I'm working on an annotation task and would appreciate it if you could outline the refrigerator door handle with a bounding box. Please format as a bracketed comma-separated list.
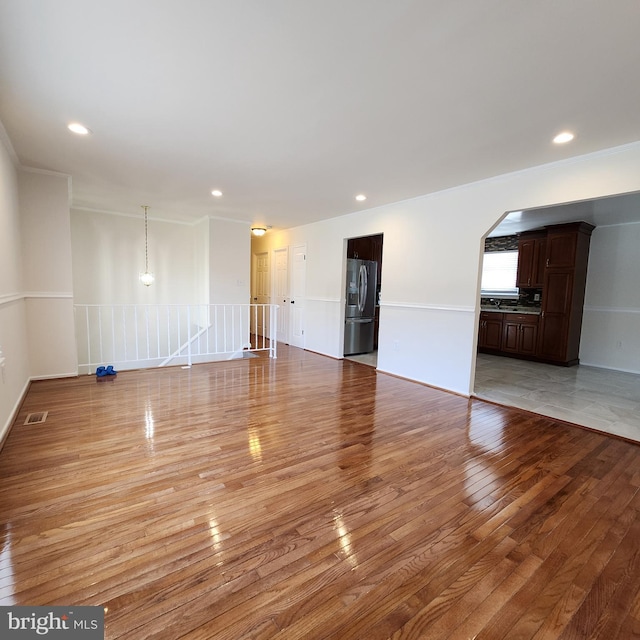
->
[358, 264, 368, 313]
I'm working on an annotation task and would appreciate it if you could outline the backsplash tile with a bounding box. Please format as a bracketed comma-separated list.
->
[480, 292, 542, 310]
[484, 235, 519, 252]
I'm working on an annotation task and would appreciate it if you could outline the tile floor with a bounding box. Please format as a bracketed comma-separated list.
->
[473, 353, 640, 443]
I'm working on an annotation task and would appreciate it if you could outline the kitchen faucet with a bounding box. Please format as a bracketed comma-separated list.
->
[490, 299, 501, 309]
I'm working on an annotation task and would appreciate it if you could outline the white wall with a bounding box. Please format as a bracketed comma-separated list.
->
[69, 212, 252, 367]
[258, 142, 640, 395]
[194, 217, 210, 306]
[581, 222, 640, 372]
[70, 212, 250, 307]
[209, 218, 250, 304]
[19, 168, 77, 379]
[205, 219, 252, 354]
[0, 132, 30, 443]
[71, 208, 203, 305]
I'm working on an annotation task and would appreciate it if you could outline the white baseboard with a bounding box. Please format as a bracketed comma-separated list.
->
[578, 361, 640, 375]
[0, 378, 31, 450]
[30, 372, 79, 381]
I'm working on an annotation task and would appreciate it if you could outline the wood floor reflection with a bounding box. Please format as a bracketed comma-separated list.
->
[1, 345, 639, 639]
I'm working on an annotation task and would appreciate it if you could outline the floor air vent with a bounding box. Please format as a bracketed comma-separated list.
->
[24, 411, 48, 425]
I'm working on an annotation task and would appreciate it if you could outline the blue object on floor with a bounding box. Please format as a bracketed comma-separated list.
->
[105, 365, 117, 375]
[96, 366, 108, 377]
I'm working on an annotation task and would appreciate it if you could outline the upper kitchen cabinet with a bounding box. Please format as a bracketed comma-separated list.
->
[517, 231, 546, 288]
[348, 236, 373, 260]
[537, 222, 594, 365]
[546, 229, 579, 268]
[348, 233, 383, 289]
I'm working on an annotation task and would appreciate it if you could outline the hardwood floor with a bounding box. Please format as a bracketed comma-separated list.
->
[1, 345, 639, 639]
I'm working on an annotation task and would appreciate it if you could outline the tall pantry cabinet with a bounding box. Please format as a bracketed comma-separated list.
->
[537, 222, 594, 365]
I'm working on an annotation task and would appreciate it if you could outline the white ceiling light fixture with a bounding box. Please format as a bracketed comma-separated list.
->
[211, 189, 223, 197]
[355, 194, 367, 201]
[139, 205, 155, 286]
[553, 131, 575, 144]
[251, 227, 267, 237]
[67, 122, 91, 135]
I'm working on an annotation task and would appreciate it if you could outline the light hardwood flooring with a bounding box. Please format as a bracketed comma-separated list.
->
[474, 354, 640, 443]
[1, 345, 639, 639]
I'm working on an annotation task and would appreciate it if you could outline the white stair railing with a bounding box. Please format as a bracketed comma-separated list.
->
[74, 303, 278, 374]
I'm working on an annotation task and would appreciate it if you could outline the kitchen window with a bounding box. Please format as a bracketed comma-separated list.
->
[481, 250, 519, 298]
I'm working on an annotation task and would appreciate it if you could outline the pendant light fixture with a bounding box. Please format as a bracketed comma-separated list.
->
[139, 205, 154, 286]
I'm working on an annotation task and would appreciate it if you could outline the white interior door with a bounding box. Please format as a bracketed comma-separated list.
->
[290, 244, 306, 348]
[273, 247, 289, 344]
[252, 251, 270, 336]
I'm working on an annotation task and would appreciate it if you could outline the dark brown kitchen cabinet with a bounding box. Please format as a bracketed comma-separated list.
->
[545, 231, 577, 268]
[482, 221, 593, 366]
[517, 231, 546, 288]
[502, 314, 539, 356]
[348, 236, 372, 260]
[537, 271, 573, 361]
[537, 222, 594, 365]
[478, 312, 503, 352]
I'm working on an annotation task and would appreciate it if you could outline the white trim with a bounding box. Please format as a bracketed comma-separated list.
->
[595, 220, 640, 230]
[76, 302, 207, 308]
[1, 292, 74, 306]
[0, 292, 24, 307]
[0, 118, 19, 165]
[583, 306, 640, 314]
[381, 301, 476, 313]
[343, 141, 640, 219]
[578, 361, 640, 375]
[20, 165, 71, 179]
[207, 214, 252, 225]
[306, 297, 341, 303]
[72, 206, 252, 228]
[72, 206, 194, 226]
[24, 292, 74, 300]
[30, 372, 78, 381]
[376, 366, 471, 398]
[303, 347, 340, 360]
[0, 378, 30, 451]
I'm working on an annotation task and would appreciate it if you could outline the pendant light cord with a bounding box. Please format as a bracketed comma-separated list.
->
[143, 205, 149, 272]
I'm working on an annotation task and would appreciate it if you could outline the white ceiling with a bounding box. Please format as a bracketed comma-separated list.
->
[1, 0, 640, 230]
[490, 189, 640, 237]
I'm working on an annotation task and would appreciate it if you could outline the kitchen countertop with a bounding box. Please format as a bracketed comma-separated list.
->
[480, 307, 541, 315]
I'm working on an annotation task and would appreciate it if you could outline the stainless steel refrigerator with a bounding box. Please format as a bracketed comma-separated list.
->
[344, 258, 378, 355]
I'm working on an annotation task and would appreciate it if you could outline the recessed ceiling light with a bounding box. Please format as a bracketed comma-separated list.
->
[553, 131, 574, 144]
[355, 194, 367, 201]
[67, 122, 91, 135]
[211, 190, 223, 197]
